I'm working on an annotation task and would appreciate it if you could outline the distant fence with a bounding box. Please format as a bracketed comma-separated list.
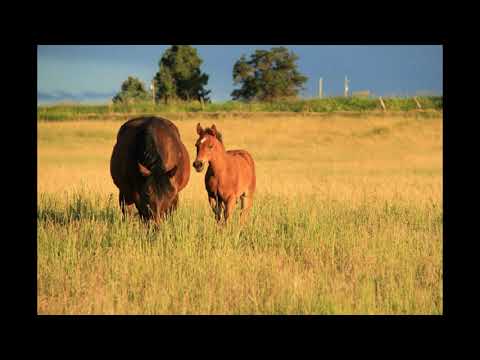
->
[352, 90, 371, 98]
[37, 96, 443, 121]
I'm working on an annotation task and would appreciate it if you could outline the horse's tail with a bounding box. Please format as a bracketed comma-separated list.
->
[242, 151, 256, 191]
[135, 125, 176, 208]
[136, 126, 166, 175]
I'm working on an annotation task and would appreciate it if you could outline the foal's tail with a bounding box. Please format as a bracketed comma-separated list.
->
[239, 151, 256, 193]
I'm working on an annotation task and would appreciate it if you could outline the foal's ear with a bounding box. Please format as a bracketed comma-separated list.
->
[196, 123, 204, 135]
[211, 124, 222, 142]
[210, 124, 217, 136]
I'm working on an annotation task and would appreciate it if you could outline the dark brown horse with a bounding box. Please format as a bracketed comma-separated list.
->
[110, 116, 190, 223]
[193, 123, 256, 223]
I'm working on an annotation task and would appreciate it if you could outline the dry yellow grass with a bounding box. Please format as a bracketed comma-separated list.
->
[38, 114, 442, 203]
[37, 113, 442, 314]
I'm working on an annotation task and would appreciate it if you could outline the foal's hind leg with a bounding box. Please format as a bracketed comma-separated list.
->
[240, 193, 253, 224]
[224, 196, 237, 224]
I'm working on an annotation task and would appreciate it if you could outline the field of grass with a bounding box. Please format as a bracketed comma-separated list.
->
[37, 96, 442, 121]
[37, 113, 443, 314]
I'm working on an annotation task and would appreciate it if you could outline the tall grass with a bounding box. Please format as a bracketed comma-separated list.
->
[37, 114, 442, 314]
[38, 191, 441, 314]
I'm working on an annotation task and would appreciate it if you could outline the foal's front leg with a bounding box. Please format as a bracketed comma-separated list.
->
[209, 194, 222, 222]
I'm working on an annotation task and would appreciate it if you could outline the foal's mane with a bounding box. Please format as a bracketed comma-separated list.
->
[204, 127, 223, 144]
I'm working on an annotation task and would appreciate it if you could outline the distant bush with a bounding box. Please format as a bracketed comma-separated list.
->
[112, 76, 150, 104]
[419, 96, 443, 109]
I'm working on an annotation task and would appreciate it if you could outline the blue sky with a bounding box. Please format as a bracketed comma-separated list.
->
[37, 45, 442, 104]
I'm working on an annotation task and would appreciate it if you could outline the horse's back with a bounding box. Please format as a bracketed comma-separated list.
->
[111, 117, 169, 182]
[110, 119, 146, 190]
[111, 116, 190, 193]
[142, 117, 190, 192]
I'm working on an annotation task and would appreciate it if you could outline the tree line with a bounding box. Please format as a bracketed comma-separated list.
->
[113, 45, 308, 104]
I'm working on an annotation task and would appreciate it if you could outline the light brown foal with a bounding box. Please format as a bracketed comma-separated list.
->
[193, 123, 256, 223]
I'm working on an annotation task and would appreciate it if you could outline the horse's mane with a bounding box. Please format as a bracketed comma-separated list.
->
[204, 127, 223, 144]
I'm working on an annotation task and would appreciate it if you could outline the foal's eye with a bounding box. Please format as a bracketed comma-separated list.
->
[208, 144, 214, 149]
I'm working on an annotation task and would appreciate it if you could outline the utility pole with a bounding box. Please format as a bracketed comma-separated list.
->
[150, 80, 155, 105]
[319, 78, 323, 98]
[344, 76, 350, 97]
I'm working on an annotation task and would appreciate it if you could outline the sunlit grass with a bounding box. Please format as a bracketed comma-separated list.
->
[37, 97, 442, 121]
[37, 114, 442, 314]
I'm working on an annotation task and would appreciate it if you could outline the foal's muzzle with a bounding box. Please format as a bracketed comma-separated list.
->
[193, 160, 204, 172]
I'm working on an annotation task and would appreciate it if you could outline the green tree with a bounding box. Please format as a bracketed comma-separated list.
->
[231, 47, 308, 101]
[112, 76, 150, 104]
[154, 45, 211, 104]
[154, 66, 176, 104]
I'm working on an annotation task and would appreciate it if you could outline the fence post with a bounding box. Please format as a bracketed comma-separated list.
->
[379, 96, 386, 112]
[413, 96, 422, 109]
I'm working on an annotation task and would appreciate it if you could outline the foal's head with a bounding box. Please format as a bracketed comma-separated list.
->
[193, 123, 223, 173]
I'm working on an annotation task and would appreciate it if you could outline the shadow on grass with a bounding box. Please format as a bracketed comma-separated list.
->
[37, 193, 181, 232]
[38, 205, 121, 225]
[38, 193, 121, 225]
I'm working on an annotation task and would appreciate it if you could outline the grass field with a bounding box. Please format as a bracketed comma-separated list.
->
[37, 113, 443, 314]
